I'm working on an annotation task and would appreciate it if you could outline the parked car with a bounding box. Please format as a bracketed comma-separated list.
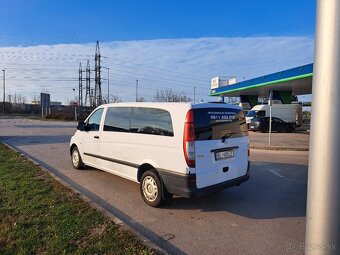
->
[249, 117, 295, 133]
[70, 102, 250, 207]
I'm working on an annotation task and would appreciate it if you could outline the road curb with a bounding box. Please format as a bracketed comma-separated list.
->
[250, 144, 309, 151]
[2, 142, 176, 255]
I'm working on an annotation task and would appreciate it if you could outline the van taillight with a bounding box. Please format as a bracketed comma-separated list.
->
[183, 110, 195, 168]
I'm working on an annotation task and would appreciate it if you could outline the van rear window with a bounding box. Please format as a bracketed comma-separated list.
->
[194, 108, 248, 141]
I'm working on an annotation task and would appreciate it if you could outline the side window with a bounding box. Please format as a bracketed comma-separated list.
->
[130, 108, 174, 136]
[103, 107, 132, 132]
[87, 108, 104, 131]
[257, 110, 266, 117]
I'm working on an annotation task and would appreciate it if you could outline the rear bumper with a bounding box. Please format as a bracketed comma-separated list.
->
[158, 162, 250, 198]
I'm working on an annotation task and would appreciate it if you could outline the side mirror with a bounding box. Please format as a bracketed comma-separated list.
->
[77, 121, 86, 131]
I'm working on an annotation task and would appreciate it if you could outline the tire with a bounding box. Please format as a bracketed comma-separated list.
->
[71, 147, 85, 170]
[140, 170, 164, 207]
[260, 127, 266, 133]
[287, 126, 294, 133]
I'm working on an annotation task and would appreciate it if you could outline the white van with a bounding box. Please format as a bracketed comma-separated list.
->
[70, 102, 250, 207]
[246, 104, 303, 127]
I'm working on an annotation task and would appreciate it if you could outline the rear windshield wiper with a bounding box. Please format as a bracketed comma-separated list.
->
[221, 133, 235, 143]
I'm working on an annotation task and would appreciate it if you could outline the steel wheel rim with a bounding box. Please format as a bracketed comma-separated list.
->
[142, 176, 158, 202]
[72, 150, 79, 166]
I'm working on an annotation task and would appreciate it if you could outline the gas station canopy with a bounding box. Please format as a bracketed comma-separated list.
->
[210, 63, 313, 98]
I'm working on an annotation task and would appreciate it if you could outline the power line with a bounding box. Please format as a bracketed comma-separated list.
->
[0, 54, 89, 62]
[3, 64, 208, 88]
[1, 51, 210, 82]
[0, 51, 93, 57]
[105, 59, 210, 82]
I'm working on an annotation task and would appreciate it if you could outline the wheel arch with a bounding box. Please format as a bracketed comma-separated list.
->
[137, 163, 158, 182]
[137, 162, 173, 201]
[70, 143, 78, 155]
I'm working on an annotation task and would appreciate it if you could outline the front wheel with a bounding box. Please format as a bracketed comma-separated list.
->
[140, 170, 164, 207]
[71, 147, 85, 169]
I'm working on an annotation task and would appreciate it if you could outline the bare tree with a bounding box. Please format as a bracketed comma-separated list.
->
[153, 89, 191, 102]
[41, 89, 50, 94]
[13, 93, 17, 104]
[31, 94, 39, 104]
[102, 94, 122, 104]
[7, 95, 12, 104]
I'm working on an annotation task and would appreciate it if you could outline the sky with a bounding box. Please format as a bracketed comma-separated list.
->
[0, 0, 316, 104]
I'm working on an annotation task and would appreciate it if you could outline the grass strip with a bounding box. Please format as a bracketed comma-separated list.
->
[0, 144, 157, 255]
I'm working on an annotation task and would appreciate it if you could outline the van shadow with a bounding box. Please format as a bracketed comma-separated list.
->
[163, 162, 308, 220]
[15, 124, 76, 129]
[0, 135, 71, 145]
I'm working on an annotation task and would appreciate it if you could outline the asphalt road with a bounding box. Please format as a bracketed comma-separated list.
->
[249, 130, 310, 149]
[0, 118, 309, 255]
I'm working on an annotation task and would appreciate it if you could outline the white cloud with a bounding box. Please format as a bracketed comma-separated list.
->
[0, 36, 314, 104]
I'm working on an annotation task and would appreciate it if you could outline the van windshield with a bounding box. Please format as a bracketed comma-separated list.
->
[246, 110, 257, 117]
[194, 108, 248, 141]
[246, 110, 265, 118]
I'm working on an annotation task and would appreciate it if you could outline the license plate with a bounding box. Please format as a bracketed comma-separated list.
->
[215, 149, 234, 161]
[250, 126, 254, 129]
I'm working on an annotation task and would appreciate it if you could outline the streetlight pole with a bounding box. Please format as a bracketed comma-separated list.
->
[268, 90, 273, 146]
[305, 0, 340, 254]
[2, 69, 5, 115]
[136, 79, 139, 102]
[72, 88, 77, 121]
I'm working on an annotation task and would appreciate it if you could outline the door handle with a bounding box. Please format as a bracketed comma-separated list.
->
[94, 136, 99, 139]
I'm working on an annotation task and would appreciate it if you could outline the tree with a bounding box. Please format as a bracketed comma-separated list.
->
[32, 94, 39, 104]
[153, 88, 191, 102]
[102, 94, 122, 104]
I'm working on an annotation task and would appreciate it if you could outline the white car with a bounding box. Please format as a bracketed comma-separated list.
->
[70, 102, 250, 207]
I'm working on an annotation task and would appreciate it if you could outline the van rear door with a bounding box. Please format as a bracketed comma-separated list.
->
[193, 106, 249, 189]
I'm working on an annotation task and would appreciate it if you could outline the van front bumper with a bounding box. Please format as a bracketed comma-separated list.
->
[159, 162, 250, 198]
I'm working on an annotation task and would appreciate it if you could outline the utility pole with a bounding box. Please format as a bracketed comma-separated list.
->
[193, 86, 196, 103]
[2, 69, 4, 115]
[305, 0, 340, 254]
[94, 41, 102, 107]
[78, 63, 83, 106]
[102, 67, 110, 103]
[136, 79, 139, 102]
[85, 60, 91, 106]
[107, 67, 109, 103]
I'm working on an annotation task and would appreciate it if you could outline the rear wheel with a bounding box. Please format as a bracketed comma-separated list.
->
[71, 147, 85, 169]
[287, 126, 294, 133]
[140, 170, 164, 207]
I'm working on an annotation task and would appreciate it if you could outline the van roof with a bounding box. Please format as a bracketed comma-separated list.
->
[100, 102, 242, 110]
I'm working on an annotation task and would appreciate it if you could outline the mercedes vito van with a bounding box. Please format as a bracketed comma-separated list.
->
[70, 102, 250, 207]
